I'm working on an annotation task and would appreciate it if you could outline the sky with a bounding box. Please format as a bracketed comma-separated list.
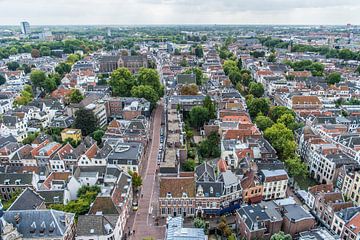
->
[0, 0, 360, 25]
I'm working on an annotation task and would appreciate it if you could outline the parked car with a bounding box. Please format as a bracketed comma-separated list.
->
[132, 202, 138, 211]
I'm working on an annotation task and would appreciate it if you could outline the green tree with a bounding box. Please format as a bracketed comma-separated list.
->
[285, 157, 308, 178]
[182, 159, 196, 171]
[194, 218, 206, 229]
[223, 60, 237, 75]
[131, 85, 159, 109]
[270, 231, 292, 240]
[22, 132, 39, 145]
[92, 129, 105, 145]
[128, 171, 142, 189]
[137, 68, 163, 97]
[55, 62, 72, 76]
[198, 132, 221, 158]
[77, 185, 101, 198]
[264, 123, 296, 159]
[194, 45, 204, 58]
[14, 85, 33, 106]
[21, 64, 31, 74]
[228, 70, 242, 85]
[40, 46, 51, 56]
[0, 74, 5, 85]
[326, 72, 342, 85]
[74, 108, 98, 136]
[255, 115, 274, 131]
[203, 95, 216, 119]
[109, 67, 135, 97]
[249, 82, 265, 98]
[277, 113, 302, 131]
[237, 59, 242, 70]
[189, 106, 209, 129]
[269, 106, 296, 122]
[68, 89, 84, 104]
[6, 61, 20, 71]
[267, 53, 276, 63]
[30, 69, 47, 90]
[67, 54, 80, 64]
[247, 97, 270, 118]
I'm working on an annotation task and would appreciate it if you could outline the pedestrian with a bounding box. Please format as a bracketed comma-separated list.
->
[141, 193, 143, 198]
[133, 230, 135, 235]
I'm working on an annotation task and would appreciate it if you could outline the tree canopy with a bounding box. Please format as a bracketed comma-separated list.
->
[74, 108, 98, 136]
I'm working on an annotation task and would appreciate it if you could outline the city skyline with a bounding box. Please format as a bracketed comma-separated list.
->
[0, 0, 360, 25]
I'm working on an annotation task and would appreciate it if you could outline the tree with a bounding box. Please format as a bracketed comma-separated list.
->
[194, 218, 206, 229]
[74, 108, 98, 136]
[182, 159, 196, 171]
[271, 232, 292, 240]
[247, 97, 270, 118]
[237, 59, 242, 70]
[228, 70, 242, 85]
[68, 89, 84, 104]
[21, 64, 31, 74]
[267, 53, 276, 63]
[22, 132, 39, 145]
[67, 54, 80, 64]
[264, 123, 296, 159]
[189, 106, 209, 129]
[180, 84, 199, 95]
[180, 58, 188, 67]
[255, 115, 274, 131]
[92, 129, 105, 145]
[0, 74, 5, 85]
[14, 85, 33, 106]
[184, 67, 204, 85]
[203, 95, 216, 119]
[137, 68, 163, 97]
[131, 85, 159, 109]
[77, 185, 101, 198]
[40, 46, 51, 56]
[30, 69, 47, 90]
[269, 106, 296, 122]
[129, 171, 142, 189]
[31, 49, 40, 58]
[326, 72, 342, 85]
[277, 113, 302, 131]
[249, 82, 265, 98]
[109, 67, 135, 97]
[285, 156, 308, 178]
[198, 132, 221, 158]
[194, 45, 204, 58]
[6, 61, 20, 71]
[223, 60, 237, 75]
[55, 62, 72, 76]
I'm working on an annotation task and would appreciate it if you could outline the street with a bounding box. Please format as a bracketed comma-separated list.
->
[127, 103, 166, 240]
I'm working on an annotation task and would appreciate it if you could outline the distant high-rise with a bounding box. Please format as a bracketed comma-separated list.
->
[20, 21, 30, 35]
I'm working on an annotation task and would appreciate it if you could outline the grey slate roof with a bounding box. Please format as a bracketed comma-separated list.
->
[283, 204, 314, 222]
[2, 209, 74, 238]
[76, 214, 118, 237]
[8, 188, 45, 211]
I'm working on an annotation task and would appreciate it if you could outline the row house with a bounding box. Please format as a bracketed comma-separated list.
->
[0, 113, 28, 141]
[0, 172, 39, 200]
[259, 169, 288, 200]
[159, 173, 196, 217]
[331, 206, 360, 238]
[236, 201, 315, 239]
[340, 167, 360, 206]
[313, 191, 353, 227]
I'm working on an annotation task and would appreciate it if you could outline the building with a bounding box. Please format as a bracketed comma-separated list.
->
[165, 217, 206, 240]
[1, 209, 76, 240]
[282, 204, 316, 237]
[20, 21, 30, 35]
[159, 174, 196, 217]
[260, 169, 289, 200]
[118, 55, 148, 73]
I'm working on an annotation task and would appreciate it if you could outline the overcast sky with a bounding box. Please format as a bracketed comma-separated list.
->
[1, 0, 360, 25]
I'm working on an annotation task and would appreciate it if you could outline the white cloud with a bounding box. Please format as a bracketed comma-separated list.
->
[0, 0, 359, 25]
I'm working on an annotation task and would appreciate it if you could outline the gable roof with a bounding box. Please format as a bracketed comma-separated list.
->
[8, 188, 45, 211]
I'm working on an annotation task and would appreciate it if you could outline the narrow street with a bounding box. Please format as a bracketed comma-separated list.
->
[127, 103, 166, 240]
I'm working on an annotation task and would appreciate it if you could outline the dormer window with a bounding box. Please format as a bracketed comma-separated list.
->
[182, 192, 188, 198]
[4, 179, 10, 185]
[53, 196, 60, 203]
[210, 187, 214, 194]
[166, 192, 172, 198]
